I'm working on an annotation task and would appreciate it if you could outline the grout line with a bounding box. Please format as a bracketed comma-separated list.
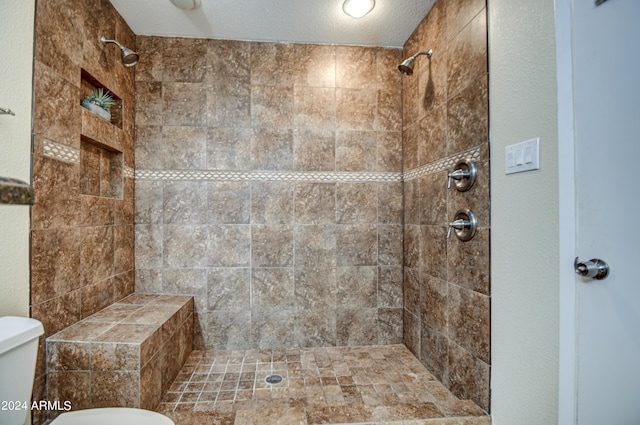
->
[164, 346, 489, 422]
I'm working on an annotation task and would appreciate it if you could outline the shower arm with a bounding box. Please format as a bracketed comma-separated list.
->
[100, 36, 125, 49]
[410, 50, 433, 60]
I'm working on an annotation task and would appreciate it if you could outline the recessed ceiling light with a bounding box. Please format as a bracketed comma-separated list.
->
[170, 0, 201, 10]
[342, 0, 375, 18]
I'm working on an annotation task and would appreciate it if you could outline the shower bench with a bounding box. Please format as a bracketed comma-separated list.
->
[45, 294, 193, 416]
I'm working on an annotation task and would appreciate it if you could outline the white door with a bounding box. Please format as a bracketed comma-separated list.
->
[572, 0, 640, 423]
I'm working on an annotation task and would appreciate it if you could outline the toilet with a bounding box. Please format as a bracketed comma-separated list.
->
[48, 407, 174, 425]
[0, 316, 174, 425]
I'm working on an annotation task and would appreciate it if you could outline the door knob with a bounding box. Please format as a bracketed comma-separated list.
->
[574, 257, 610, 280]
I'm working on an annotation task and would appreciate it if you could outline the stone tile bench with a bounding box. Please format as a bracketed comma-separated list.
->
[46, 294, 193, 415]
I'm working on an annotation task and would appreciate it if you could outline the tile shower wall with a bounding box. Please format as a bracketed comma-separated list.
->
[401, 0, 490, 411]
[134, 39, 404, 351]
[30, 1, 136, 423]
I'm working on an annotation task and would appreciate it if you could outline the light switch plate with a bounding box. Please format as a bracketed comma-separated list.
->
[505, 138, 539, 174]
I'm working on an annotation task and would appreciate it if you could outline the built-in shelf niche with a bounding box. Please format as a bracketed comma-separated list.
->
[80, 137, 123, 199]
[79, 69, 124, 199]
[80, 69, 123, 129]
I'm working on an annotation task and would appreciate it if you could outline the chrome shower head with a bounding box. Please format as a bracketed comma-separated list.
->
[398, 50, 433, 75]
[100, 36, 139, 67]
[398, 56, 417, 75]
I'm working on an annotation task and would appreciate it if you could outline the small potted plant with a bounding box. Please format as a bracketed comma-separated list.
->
[81, 88, 116, 122]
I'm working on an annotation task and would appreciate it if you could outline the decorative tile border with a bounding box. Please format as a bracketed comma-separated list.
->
[39, 143, 480, 184]
[403, 146, 482, 181]
[124, 166, 135, 179]
[42, 138, 80, 165]
[136, 144, 481, 184]
[135, 169, 404, 183]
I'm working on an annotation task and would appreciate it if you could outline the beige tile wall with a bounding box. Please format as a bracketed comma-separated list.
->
[30, 0, 137, 423]
[134, 38, 405, 352]
[30, 0, 489, 416]
[401, 0, 490, 411]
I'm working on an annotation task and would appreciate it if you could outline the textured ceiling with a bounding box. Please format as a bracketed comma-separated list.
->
[108, 0, 436, 48]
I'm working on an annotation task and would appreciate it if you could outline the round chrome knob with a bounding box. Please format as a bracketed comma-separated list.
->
[574, 257, 610, 280]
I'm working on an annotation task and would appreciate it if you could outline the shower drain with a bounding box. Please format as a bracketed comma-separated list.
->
[265, 374, 283, 385]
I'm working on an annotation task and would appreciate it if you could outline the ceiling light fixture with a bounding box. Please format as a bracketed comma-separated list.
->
[342, 0, 375, 18]
[169, 0, 201, 10]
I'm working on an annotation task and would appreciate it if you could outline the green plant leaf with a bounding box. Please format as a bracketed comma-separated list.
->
[85, 87, 116, 110]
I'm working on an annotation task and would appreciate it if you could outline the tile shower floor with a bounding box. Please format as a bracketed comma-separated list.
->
[156, 344, 489, 425]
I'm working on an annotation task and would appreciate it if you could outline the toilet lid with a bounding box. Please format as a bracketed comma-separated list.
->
[51, 408, 174, 425]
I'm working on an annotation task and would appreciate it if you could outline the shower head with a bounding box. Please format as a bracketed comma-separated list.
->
[100, 36, 139, 67]
[398, 50, 433, 75]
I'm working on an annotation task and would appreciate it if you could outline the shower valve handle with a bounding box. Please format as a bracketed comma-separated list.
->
[447, 209, 478, 242]
[447, 169, 471, 189]
[447, 219, 469, 238]
[447, 159, 478, 191]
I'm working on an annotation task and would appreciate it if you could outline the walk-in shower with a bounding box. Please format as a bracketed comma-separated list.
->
[100, 35, 139, 67]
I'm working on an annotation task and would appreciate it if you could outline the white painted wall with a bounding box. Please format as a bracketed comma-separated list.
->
[0, 0, 35, 317]
[488, 0, 560, 423]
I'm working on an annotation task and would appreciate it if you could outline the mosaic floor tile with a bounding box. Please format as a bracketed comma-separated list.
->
[156, 344, 489, 425]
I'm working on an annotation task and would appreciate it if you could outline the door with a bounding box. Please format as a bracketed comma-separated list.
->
[572, 0, 640, 423]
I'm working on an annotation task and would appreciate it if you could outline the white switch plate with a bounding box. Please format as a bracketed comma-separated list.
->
[505, 138, 539, 174]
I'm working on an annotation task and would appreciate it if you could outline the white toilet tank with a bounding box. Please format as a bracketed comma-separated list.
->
[0, 316, 44, 425]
